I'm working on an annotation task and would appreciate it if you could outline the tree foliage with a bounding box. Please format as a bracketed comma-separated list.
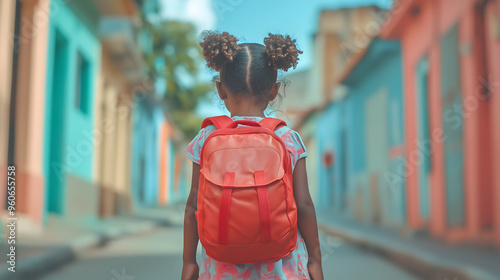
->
[140, 6, 211, 140]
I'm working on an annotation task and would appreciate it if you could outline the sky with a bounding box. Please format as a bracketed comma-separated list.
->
[160, 0, 393, 116]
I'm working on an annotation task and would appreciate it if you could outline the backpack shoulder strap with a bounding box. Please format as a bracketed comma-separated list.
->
[258, 118, 287, 131]
[201, 115, 233, 129]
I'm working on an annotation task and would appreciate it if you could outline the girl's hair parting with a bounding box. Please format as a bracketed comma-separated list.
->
[199, 31, 302, 102]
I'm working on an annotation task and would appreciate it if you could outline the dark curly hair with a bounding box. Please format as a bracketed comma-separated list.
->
[200, 31, 302, 102]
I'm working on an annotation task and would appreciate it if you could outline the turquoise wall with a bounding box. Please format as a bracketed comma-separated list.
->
[316, 103, 345, 209]
[130, 100, 143, 207]
[316, 38, 405, 226]
[131, 97, 163, 207]
[44, 1, 100, 214]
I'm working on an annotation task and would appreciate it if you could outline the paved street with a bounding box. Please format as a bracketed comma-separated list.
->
[37, 226, 421, 280]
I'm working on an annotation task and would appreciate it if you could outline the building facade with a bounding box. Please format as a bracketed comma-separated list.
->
[381, 0, 500, 245]
[43, 0, 101, 223]
[309, 6, 386, 104]
[130, 95, 187, 208]
[315, 0, 500, 247]
[316, 38, 405, 229]
[130, 95, 163, 207]
[1, 0, 180, 232]
[6, 0, 52, 230]
[95, 11, 145, 218]
[290, 6, 391, 207]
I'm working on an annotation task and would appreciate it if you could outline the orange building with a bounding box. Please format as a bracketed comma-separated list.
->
[158, 120, 180, 206]
[381, 0, 500, 246]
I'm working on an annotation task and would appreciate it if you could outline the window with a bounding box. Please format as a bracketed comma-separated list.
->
[75, 52, 90, 114]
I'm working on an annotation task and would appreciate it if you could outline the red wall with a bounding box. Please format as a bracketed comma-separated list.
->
[485, 1, 500, 246]
[383, 0, 500, 245]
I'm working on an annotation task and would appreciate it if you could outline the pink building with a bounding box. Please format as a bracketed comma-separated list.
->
[381, 0, 500, 246]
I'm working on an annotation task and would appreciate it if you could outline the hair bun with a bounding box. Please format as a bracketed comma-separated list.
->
[199, 31, 240, 72]
[264, 33, 302, 71]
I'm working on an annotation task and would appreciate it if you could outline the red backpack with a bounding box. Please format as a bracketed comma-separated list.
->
[196, 115, 298, 264]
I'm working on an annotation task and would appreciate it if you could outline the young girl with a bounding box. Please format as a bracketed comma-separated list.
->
[182, 31, 324, 280]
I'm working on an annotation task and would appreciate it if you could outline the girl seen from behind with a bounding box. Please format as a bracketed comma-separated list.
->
[182, 31, 324, 280]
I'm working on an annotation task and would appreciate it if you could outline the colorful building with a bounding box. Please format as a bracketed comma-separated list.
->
[130, 95, 187, 208]
[3, 0, 52, 230]
[309, 6, 386, 104]
[159, 121, 175, 205]
[130, 95, 163, 206]
[292, 6, 390, 207]
[380, 0, 500, 246]
[95, 11, 145, 218]
[316, 38, 405, 229]
[315, 0, 500, 247]
[43, 0, 102, 223]
[0, 0, 179, 232]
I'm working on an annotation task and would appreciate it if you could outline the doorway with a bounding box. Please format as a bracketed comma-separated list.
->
[416, 56, 431, 221]
[441, 24, 465, 227]
[46, 30, 68, 214]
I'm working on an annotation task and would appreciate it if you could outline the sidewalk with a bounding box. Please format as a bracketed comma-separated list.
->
[317, 210, 500, 280]
[0, 211, 169, 280]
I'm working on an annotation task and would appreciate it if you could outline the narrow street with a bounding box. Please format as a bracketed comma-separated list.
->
[37, 226, 421, 280]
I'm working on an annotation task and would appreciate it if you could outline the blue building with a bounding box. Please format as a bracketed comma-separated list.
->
[43, 0, 148, 223]
[316, 38, 405, 227]
[43, 0, 101, 222]
[131, 94, 162, 206]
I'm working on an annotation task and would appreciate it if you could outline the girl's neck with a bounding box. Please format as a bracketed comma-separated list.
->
[228, 102, 266, 118]
[230, 111, 265, 118]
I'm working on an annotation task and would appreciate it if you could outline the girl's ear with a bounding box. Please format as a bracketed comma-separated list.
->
[216, 82, 227, 100]
[270, 83, 281, 101]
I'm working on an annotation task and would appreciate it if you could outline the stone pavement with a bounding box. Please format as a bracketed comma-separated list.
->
[0, 212, 161, 280]
[317, 210, 500, 280]
[38, 223, 421, 280]
[5, 205, 498, 280]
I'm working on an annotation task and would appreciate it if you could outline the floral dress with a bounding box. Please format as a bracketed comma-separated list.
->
[185, 116, 310, 280]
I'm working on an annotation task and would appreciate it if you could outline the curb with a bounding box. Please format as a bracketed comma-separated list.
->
[0, 222, 159, 280]
[319, 224, 499, 280]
